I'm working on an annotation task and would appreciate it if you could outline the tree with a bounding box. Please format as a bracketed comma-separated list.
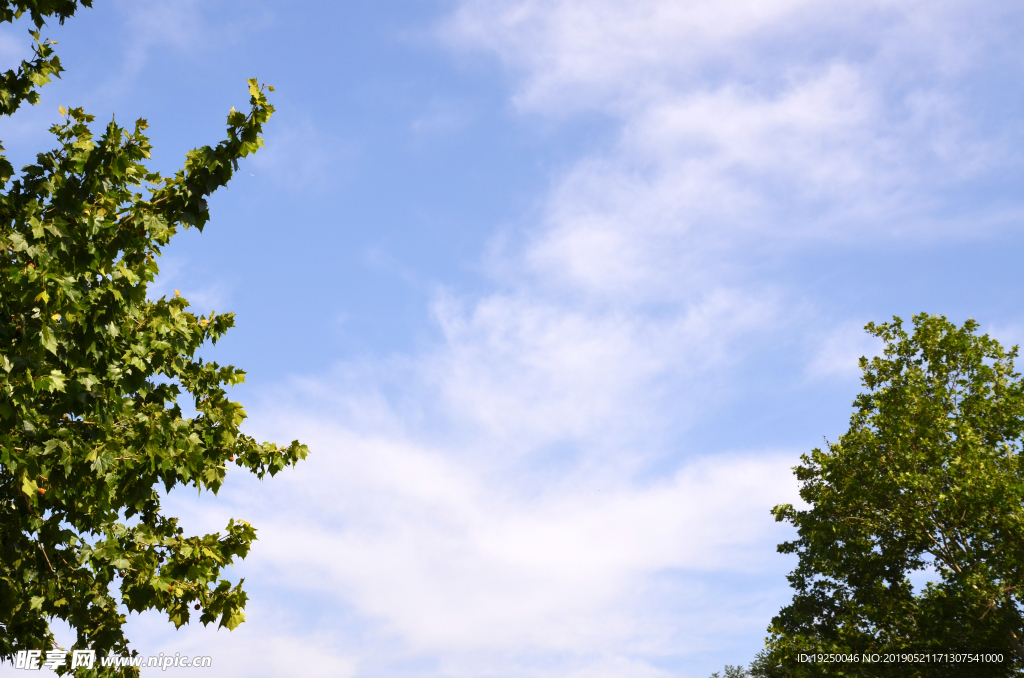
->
[760, 314, 1024, 677]
[0, 1, 308, 672]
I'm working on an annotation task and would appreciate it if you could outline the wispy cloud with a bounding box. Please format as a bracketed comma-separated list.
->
[805, 320, 883, 381]
[426, 287, 777, 449]
[250, 118, 348, 194]
[444, 0, 1024, 252]
[100, 0, 272, 94]
[189, 412, 800, 677]
[149, 256, 233, 312]
[411, 97, 475, 138]
[194, 1, 1024, 675]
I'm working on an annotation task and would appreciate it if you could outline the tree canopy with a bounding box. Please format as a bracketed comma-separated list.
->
[0, 1, 308, 672]
[760, 314, 1024, 677]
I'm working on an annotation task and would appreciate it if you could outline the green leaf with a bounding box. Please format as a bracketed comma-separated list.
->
[42, 369, 66, 392]
[21, 473, 39, 497]
[90, 448, 115, 475]
[221, 609, 245, 630]
[226, 107, 246, 126]
[39, 324, 57, 353]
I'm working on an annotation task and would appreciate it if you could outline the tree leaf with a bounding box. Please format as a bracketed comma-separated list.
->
[39, 324, 57, 354]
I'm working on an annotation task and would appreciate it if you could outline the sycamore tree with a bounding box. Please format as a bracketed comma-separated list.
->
[759, 314, 1024, 678]
[0, 0, 308, 673]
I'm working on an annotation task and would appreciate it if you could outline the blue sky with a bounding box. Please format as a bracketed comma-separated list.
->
[3, 1, 1024, 676]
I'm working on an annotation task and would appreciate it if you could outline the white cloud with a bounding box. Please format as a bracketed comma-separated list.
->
[251, 118, 348, 194]
[411, 98, 475, 137]
[148, 256, 232, 311]
[444, 0, 1024, 252]
[118, 0, 207, 54]
[114, 600, 361, 678]
[516, 56, 1010, 306]
[96, 0, 272, 96]
[441, 0, 1024, 116]
[211, 416, 799, 664]
[425, 287, 777, 453]
[442, 0, 829, 113]
[805, 320, 882, 381]
[190, 1, 1024, 674]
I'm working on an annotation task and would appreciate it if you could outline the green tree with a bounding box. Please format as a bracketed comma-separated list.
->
[761, 314, 1024, 677]
[0, 1, 308, 673]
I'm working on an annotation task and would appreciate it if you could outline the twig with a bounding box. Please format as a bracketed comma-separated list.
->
[39, 543, 54, 572]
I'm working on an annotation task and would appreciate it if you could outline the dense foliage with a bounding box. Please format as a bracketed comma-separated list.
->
[760, 314, 1024, 677]
[0, 1, 308, 672]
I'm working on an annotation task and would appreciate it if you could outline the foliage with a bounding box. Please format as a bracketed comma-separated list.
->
[762, 314, 1024, 677]
[0, 1, 308, 673]
[709, 664, 750, 678]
